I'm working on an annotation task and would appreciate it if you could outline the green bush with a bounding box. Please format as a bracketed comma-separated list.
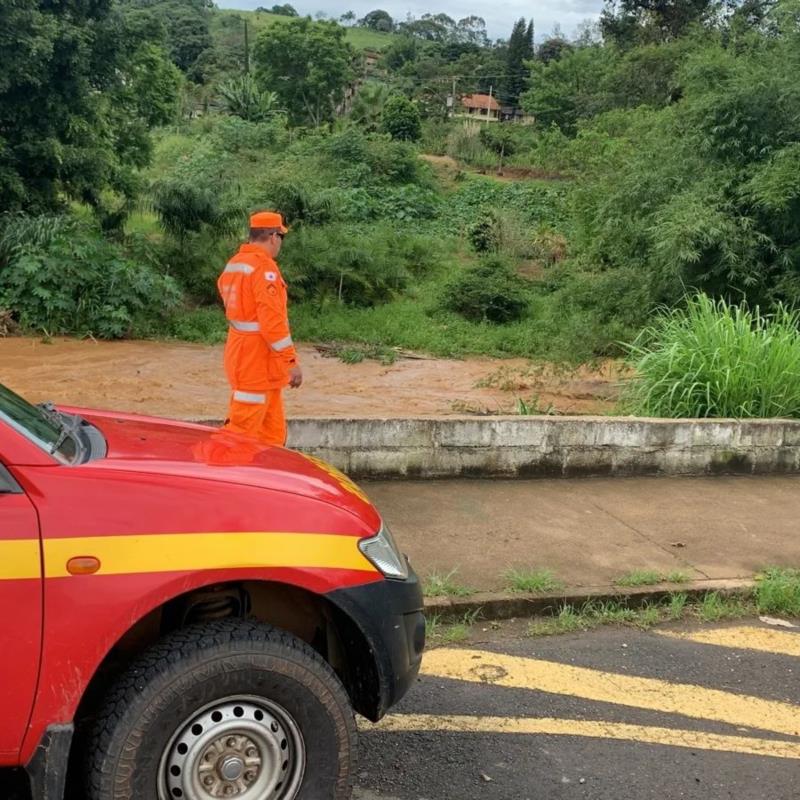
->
[363, 135, 422, 185]
[279, 224, 443, 307]
[0, 221, 181, 338]
[262, 181, 337, 226]
[624, 294, 800, 418]
[439, 257, 529, 324]
[208, 115, 289, 152]
[442, 176, 567, 234]
[0, 213, 75, 266]
[323, 128, 370, 164]
[151, 179, 240, 240]
[372, 185, 440, 222]
[468, 214, 500, 253]
[155, 230, 236, 304]
[446, 122, 495, 168]
[381, 94, 422, 142]
[164, 306, 227, 344]
[322, 129, 422, 186]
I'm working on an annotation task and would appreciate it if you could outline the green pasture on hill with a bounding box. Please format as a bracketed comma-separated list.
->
[214, 8, 397, 51]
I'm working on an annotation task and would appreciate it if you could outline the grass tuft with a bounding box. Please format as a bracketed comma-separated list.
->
[426, 608, 483, 645]
[665, 571, 691, 584]
[504, 567, 564, 594]
[624, 293, 800, 418]
[697, 591, 750, 622]
[755, 567, 800, 615]
[423, 568, 475, 598]
[614, 569, 664, 588]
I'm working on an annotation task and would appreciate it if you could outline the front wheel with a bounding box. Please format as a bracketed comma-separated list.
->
[85, 620, 357, 800]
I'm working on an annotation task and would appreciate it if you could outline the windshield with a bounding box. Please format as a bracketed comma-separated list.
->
[0, 383, 79, 462]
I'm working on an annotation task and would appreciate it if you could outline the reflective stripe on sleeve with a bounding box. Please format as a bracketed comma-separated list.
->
[270, 335, 293, 352]
[229, 320, 260, 332]
[224, 262, 255, 274]
[233, 390, 267, 404]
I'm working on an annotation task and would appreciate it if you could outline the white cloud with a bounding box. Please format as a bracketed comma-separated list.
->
[216, 0, 604, 40]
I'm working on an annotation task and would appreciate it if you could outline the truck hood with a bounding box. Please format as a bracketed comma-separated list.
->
[68, 408, 379, 523]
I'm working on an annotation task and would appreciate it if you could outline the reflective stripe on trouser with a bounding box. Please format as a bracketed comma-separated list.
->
[223, 389, 286, 446]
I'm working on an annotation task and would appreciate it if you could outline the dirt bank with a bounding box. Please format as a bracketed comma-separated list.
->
[0, 337, 625, 419]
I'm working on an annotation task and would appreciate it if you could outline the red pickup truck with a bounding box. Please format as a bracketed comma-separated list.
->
[0, 381, 424, 800]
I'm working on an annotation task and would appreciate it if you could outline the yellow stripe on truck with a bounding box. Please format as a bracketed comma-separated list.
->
[0, 539, 41, 580]
[39, 532, 377, 579]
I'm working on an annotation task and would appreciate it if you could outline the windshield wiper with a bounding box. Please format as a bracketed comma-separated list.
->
[37, 402, 84, 457]
[36, 401, 63, 428]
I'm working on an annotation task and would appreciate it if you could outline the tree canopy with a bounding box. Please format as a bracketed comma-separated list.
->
[0, 0, 180, 216]
[253, 18, 354, 126]
[359, 9, 394, 31]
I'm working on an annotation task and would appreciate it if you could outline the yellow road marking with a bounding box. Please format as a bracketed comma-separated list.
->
[42, 532, 375, 578]
[422, 649, 800, 737]
[658, 626, 800, 658]
[366, 714, 800, 760]
[0, 540, 40, 580]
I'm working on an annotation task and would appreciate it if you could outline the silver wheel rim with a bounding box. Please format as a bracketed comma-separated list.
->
[158, 695, 306, 800]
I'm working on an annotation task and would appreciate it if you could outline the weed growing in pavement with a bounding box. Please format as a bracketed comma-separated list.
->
[504, 568, 564, 594]
[615, 570, 664, 588]
[665, 571, 691, 584]
[528, 604, 586, 636]
[754, 567, 800, 616]
[425, 613, 442, 640]
[441, 623, 471, 644]
[426, 608, 484, 645]
[668, 592, 688, 619]
[696, 591, 751, 622]
[527, 594, 753, 637]
[423, 568, 475, 598]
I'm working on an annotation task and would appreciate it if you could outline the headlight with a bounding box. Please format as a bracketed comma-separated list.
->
[359, 522, 409, 580]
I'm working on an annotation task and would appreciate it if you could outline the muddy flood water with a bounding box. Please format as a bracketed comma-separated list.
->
[0, 337, 625, 419]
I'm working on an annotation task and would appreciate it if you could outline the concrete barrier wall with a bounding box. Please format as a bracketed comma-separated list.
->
[283, 416, 800, 478]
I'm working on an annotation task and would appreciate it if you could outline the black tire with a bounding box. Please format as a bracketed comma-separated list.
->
[84, 620, 357, 800]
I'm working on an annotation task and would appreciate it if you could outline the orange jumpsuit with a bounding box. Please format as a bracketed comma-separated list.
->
[217, 243, 298, 445]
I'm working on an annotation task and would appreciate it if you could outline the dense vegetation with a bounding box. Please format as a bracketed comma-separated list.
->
[2, 0, 800, 414]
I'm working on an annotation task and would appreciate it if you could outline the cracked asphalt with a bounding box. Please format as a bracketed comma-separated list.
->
[354, 618, 800, 800]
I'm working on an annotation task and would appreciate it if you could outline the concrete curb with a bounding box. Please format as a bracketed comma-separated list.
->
[194, 416, 800, 478]
[423, 579, 757, 621]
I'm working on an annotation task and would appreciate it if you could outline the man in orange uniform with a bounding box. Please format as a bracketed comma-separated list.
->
[217, 211, 302, 445]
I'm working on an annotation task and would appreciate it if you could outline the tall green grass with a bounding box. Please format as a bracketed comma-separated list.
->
[623, 294, 800, 418]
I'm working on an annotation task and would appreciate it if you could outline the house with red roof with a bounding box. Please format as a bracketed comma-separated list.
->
[458, 93, 500, 121]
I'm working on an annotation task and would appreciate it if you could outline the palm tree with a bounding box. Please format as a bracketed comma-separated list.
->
[218, 75, 279, 122]
[349, 83, 390, 132]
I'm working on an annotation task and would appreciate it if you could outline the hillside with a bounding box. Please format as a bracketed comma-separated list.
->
[213, 7, 397, 51]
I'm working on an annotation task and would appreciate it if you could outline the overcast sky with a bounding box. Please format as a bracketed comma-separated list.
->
[216, 0, 605, 41]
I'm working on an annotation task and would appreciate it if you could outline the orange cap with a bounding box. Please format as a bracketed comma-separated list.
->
[249, 210, 288, 233]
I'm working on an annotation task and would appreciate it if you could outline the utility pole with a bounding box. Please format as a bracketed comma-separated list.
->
[487, 84, 493, 123]
[449, 76, 456, 119]
[244, 18, 250, 75]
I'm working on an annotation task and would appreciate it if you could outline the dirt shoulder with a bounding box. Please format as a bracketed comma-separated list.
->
[0, 337, 624, 419]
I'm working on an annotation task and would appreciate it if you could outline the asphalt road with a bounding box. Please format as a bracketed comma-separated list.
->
[4, 619, 798, 799]
[354, 619, 800, 800]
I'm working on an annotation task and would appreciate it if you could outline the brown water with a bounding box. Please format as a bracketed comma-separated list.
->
[0, 337, 624, 419]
